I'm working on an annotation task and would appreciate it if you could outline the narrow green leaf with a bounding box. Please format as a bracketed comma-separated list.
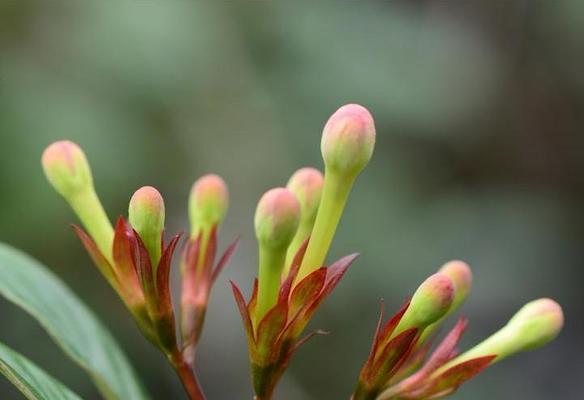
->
[0, 243, 149, 400]
[0, 341, 82, 400]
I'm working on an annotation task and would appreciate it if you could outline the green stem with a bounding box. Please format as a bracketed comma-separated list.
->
[283, 219, 311, 277]
[69, 188, 114, 263]
[434, 327, 511, 375]
[296, 170, 353, 283]
[256, 245, 286, 325]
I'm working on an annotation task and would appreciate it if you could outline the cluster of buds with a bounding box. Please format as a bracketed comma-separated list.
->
[41, 104, 564, 400]
[42, 141, 237, 399]
[352, 261, 564, 400]
[232, 104, 376, 399]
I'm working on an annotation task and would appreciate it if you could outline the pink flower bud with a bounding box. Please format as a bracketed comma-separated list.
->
[286, 168, 324, 225]
[42, 140, 93, 198]
[439, 260, 472, 309]
[396, 273, 455, 334]
[321, 104, 376, 177]
[506, 298, 564, 352]
[129, 186, 165, 265]
[254, 188, 301, 249]
[189, 174, 229, 234]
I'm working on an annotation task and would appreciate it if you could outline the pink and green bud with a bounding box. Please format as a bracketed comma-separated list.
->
[128, 186, 165, 266]
[439, 260, 472, 310]
[420, 261, 473, 344]
[254, 188, 300, 323]
[321, 104, 376, 177]
[437, 298, 564, 372]
[42, 140, 93, 198]
[284, 167, 324, 275]
[394, 273, 455, 336]
[296, 104, 376, 282]
[189, 174, 228, 237]
[42, 140, 113, 262]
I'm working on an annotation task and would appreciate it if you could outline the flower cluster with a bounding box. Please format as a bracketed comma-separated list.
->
[42, 103, 564, 400]
[42, 142, 237, 399]
[231, 104, 376, 399]
[353, 261, 563, 400]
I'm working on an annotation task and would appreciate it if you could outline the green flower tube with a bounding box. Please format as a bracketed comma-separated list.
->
[42, 140, 114, 263]
[128, 186, 165, 267]
[296, 104, 375, 283]
[418, 260, 473, 344]
[254, 188, 300, 324]
[393, 273, 455, 338]
[435, 298, 564, 375]
[284, 167, 323, 276]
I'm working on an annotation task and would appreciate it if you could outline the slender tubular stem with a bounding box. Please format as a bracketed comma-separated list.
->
[296, 171, 353, 283]
[170, 351, 206, 400]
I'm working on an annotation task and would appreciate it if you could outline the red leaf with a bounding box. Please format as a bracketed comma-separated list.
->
[289, 267, 326, 317]
[279, 238, 310, 302]
[422, 318, 468, 374]
[362, 300, 387, 375]
[133, 230, 156, 302]
[421, 355, 496, 398]
[247, 279, 259, 316]
[202, 226, 218, 275]
[231, 281, 254, 343]
[72, 225, 119, 288]
[211, 236, 240, 284]
[156, 233, 181, 313]
[370, 328, 419, 383]
[112, 217, 140, 285]
[256, 300, 288, 363]
[388, 318, 468, 395]
[377, 301, 411, 356]
[304, 253, 358, 317]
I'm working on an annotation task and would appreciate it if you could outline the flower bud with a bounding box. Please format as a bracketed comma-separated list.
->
[418, 261, 473, 345]
[439, 260, 472, 310]
[189, 174, 229, 236]
[255, 188, 300, 323]
[287, 168, 323, 226]
[395, 273, 455, 335]
[254, 188, 301, 250]
[504, 298, 564, 353]
[436, 298, 563, 374]
[129, 186, 165, 266]
[42, 140, 93, 199]
[42, 141, 113, 261]
[284, 168, 324, 273]
[295, 105, 375, 283]
[321, 104, 376, 177]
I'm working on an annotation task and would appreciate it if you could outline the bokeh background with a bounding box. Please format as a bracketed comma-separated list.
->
[0, 1, 582, 399]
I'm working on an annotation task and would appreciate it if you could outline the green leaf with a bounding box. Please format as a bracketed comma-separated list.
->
[0, 341, 82, 400]
[0, 243, 150, 400]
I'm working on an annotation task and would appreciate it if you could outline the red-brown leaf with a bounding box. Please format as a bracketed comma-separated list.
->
[231, 281, 254, 343]
[211, 236, 240, 284]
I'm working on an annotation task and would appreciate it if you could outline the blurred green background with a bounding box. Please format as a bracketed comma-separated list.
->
[0, 1, 582, 399]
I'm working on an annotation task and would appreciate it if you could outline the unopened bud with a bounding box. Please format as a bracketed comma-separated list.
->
[189, 174, 228, 236]
[129, 186, 165, 266]
[254, 188, 300, 250]
[504, 298, 564, 353]
[296, 105, 375, 283]
[42, 140, 93, 199]
[439, 260, 472, 310]
[395, 273, 455, 336]
[321, 104, 376, 177]
[419, 261, 473, 345]
[437, 298, 564, 374]
[255, 188, 300, 323]
[42, 140, 113, 261]
[284, 168, 323, 274]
